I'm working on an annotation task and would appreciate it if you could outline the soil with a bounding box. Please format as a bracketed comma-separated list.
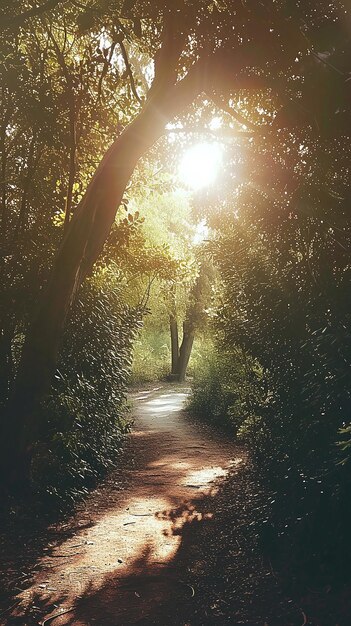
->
[0, 384, 342, 625]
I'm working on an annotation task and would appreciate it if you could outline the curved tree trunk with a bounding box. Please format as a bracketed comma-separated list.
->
[1, 49, 206, 486]
[172, 260, 214, 383]
[2, 104, 170, 483]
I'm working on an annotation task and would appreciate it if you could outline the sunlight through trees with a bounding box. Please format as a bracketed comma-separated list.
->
[1, 1, 351, 621]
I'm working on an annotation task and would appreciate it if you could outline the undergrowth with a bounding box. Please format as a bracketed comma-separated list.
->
[30, 277, 142, 506]
[188, 341, 351, 592]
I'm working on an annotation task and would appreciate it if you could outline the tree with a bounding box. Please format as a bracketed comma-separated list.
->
[169, 259, 214, 382]
[184, 4, 351, 582]
[121, 185, 200, 382]
[2, 0, 349, 483]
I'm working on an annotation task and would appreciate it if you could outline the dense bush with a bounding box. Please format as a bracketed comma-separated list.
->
[31, 273, 142, 503]
[188, 341, 264, 437]
[189, 177, 351, 586]
[131, 328, 171, 384]
[0, 15, 147, 499]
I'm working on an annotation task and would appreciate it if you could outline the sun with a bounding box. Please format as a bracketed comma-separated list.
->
[178, 142, 223, 190]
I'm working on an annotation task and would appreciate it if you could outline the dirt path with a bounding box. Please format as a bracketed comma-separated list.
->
[2, 385, 302, 625]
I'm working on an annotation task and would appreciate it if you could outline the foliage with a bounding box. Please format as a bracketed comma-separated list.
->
[32, 271, 142, 503]
[182, 0, 351, 587]
[131, 328, 171, 384]
[189, 156, 351, 584]
[1, 2, 351, 600]
[189, 339, 264, 435]
[0, 3, 181, 495]
[126, 186, 204, 384]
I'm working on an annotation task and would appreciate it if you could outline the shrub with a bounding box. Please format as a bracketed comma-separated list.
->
[131, 328, 171, 385]
[188, 340, 264, 437]
[31, 274, 142, 504]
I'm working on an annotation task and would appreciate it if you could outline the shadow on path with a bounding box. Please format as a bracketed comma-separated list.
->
[1, 384, 302, 626]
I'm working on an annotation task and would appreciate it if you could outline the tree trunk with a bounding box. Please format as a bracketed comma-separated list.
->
[2, 105, 165, 478]
[170, 313, 179, 377]
[177, 321, 195, 383]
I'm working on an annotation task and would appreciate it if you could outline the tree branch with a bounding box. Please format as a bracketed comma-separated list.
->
[0, 0, 64, 30]
[209, 91, 258, 131]
[119, 40, 142, 104]
[96, 42, 117, 103]
[47, 26, 77, 230]
[166, 126, 254, 138]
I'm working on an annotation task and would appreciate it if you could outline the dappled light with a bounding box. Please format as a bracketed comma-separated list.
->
[7, 387, 243, 624]
[3, 384, 304, 624]
[142, 393, 189, 413]
[181, 466, 228, 488]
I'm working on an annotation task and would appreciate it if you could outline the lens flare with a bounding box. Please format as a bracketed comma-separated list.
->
[178, 142, 223, 190]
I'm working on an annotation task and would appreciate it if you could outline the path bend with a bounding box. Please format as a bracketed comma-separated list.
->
[3, 384, 299, 626]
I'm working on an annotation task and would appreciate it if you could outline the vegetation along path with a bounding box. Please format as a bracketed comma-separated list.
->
[3, 385, 304, 625]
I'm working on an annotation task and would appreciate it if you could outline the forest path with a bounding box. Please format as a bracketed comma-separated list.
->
[4, 384, 300, 625]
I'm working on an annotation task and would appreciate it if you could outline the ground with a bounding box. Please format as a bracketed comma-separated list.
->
[0, 385, 332, 625]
